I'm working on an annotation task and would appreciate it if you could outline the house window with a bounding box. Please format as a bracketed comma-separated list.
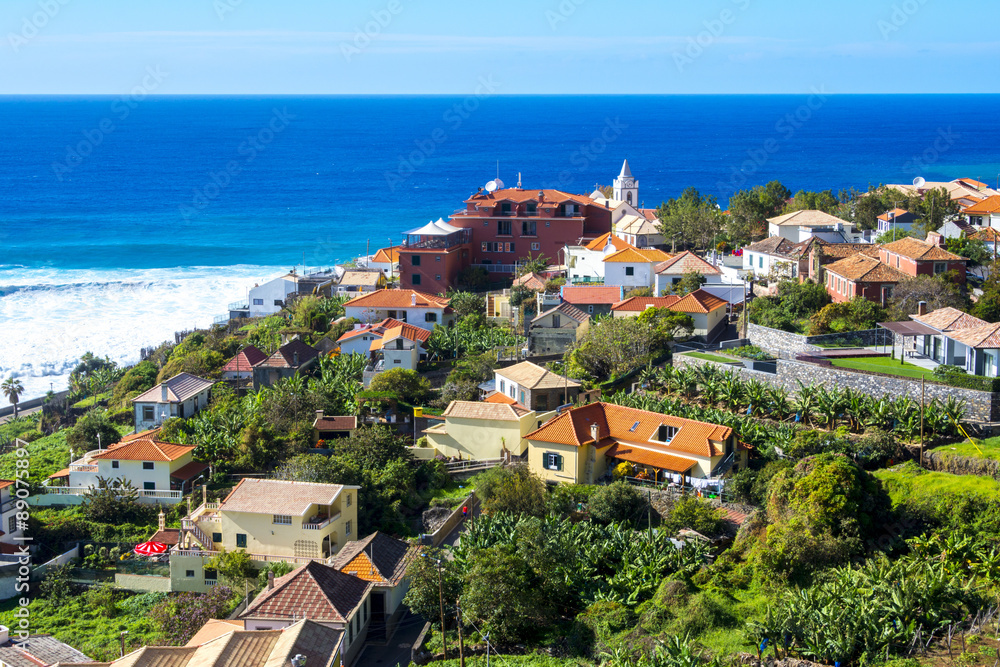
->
[546, 221, 550, 227]
[526, 202, 537, 215]
[435, 255, 441, 262]
[625, 266, 635, 276]
[588, 305, 594, 314]
[412, 255, 421, 266]
[273, 515, 292, 525]
[252, 298, 264, 305]
[412, 274, 422, 285]
[346, 493, 352, 507]
[499, 380, 505, 393]
[142, 406, 154, 422]
[212, 532, 222, 543]
[142, 461, 154, 470]
[552, 315, 561, 328]
[758, 256, 763, 268]
[531, 242, 540, 251]
[435, 274, 442, 281]
[498, 220, 512, 236]
[536, 394, 548, 410]
[274, 299, 283, 306]
[934, 262, 947, 274]
[8, 516, 16, 534]
[544, 453, 563, 471]
[346, 520, 352, 536]
[236, 534, 247, 548]
[501, 203, 512, 215]
[521, 220, 537, 236]
[425, 312, 437, 322]
[520, 390, 525, 404]
[186, 570, 195, 578]
[143, 482, 155, 491]
[112, 460, 120, 469]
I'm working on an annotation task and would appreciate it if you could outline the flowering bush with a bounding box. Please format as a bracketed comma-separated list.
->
[149, 585, 236, 644]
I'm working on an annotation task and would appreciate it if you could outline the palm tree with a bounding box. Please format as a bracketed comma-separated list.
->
[2, 377, 25, 418]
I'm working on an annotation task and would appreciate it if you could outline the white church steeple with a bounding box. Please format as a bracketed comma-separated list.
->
[613, 159, 638, 206]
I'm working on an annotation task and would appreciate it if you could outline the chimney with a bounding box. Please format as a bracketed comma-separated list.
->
[411, 293, 417, 306]
[161, 383, 168, 402]
[538, 190, 545, 202]
[590, 423, 599, 443]
[158, 510, 165, 531]
[268, 571, 276, 590]
[316, 410, 324, 420]
[918, 301, 927, 316]
[293, 351, 299, 366]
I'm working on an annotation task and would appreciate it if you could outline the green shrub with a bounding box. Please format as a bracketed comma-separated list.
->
[587, 481, 647, 525]
[107, 406, 134, 426]
[660, 495, 726, 536]
[18, 429, 44, 442]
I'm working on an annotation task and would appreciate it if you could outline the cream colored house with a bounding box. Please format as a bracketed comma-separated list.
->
[525, 402, 744, 486]
[0, 480, 24, 546]
[171, 479, 360, 593]
[495, 361, 582, 412]
[40, 430, 205, 505]
[424, 400, 551, 460]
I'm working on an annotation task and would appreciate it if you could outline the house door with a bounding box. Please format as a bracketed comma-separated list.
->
[370, 592, 386, 641]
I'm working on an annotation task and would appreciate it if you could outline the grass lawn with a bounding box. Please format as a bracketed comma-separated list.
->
[682, 352, 740, 364]
[0, 423, 132, 483]
[935, 436, 1000, 462]
[830, 356, 937, 381]
[876, 463, 1000, 508]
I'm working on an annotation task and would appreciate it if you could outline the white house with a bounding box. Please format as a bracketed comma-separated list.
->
[767, 210, 857, 243]
[366, 322, 431, 386]
[876, 208, 917, 236]
[653, 251, 725, 296]
[132, 373, 214, 432]
[343, 289, 453, 331]
[367, 246, 400, 279]
[603, 247, 672, 291]
[336, 323, 387, 357]
[230, 270, 340, 320]
[742, 236, 813, 279]
[0, 480, 24, 545]
[965, 195, 1000, 230]
[564, 233, 632, 285]
[47, 431, 205, 504]
[611, 290, 727, 341]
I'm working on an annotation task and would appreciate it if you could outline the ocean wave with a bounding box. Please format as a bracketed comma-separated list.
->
[0, 264, 290, 402]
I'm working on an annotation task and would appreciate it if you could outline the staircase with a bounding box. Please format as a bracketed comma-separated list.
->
[709, 453, 735, 478]
[182, 519, 213, 550]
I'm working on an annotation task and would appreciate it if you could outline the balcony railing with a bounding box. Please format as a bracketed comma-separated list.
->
[228, 301, 249, 311]
[69, 463, 98, 473]
[471, 263, 517, 274]
[40, 486, 180, 499]
[303, 512, 341, 530]
[172, 547, 329, 566]
[571, 276, 604, 284]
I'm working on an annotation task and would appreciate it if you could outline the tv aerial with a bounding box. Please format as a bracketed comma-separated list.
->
[913, 176, 926, 188]
[485, 180, 498, 193]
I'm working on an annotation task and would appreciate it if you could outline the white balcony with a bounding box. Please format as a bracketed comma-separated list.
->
[302, 512, 341, 530]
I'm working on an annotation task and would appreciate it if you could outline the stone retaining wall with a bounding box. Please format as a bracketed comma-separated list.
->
[675, 354, 1000, 422]
[924, 450, 1000, 479]
[747, 323, 896, 360]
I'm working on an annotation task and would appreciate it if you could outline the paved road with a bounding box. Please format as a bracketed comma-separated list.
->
[0, 406, 41, 425]
[440, 497, 481, 551]
[355, 611, 428, 667]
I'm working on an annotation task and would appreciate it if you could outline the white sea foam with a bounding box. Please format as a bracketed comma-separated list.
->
[0, 264, 289, 403]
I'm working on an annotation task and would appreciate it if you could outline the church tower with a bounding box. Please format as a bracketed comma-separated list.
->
[612, 159, 638, 206]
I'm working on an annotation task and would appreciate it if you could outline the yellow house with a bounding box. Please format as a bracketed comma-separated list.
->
[424, 400, 554, 460]
[171, 479, 360, 592]
[525, 402, 745, 486]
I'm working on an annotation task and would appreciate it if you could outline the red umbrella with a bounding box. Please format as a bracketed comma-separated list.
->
[134, 541, 168, 556]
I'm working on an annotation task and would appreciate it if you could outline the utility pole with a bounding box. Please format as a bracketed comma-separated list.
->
[919, 377, 925, 468]
[436, 560, 447, 661]
[647, 489, 653, 541]
[456, 600, 466, 667]
[485, 633, 490, 667]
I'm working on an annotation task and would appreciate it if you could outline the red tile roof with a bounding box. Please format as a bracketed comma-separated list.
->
[465, 188, 592, 206]
[911, 306, 987, 332]
[221, 346, 268, 374]
[603, 247, 672, 264]
[314, 415, 357, 432]
[371, 246, 400, 263]
[882, 237, 965, 262]
[670, 289, 728, 314]
[605, 443, 696, 474]
[964, 195, 1000, 215]
[483, 391, 518, 405]
[95, 439, 195, 462]
[331, 532, 419, 586]
[824, 254, 907, 283]
[584, 233, 633, 252]
[611, 296, 681, 312]
[513, 272, 548, 291]
[653, 251, 722, 276]
[257, 340, 320, 369]
[241, 562, 372, 624]
[525, 402, 732, 458]
[344, 289, 450, 310]
[561, 285, 624, 305]
[170, 461, 209, 481]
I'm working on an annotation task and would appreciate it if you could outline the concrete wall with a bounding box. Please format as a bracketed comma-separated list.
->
[675, 353, 1000, 422]
[115, 573, 172, 592]
[0, 390, 70, 418]
[746, 323, 890, 359]
[424, 492, 477, 548]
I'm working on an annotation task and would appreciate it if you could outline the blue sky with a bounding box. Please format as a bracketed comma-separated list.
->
[1, 0, 997, 94]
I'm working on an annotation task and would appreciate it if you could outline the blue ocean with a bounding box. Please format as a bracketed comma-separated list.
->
[1, 94, 999, 399]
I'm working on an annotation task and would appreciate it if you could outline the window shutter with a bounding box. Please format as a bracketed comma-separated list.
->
[557, 455, 563, 471]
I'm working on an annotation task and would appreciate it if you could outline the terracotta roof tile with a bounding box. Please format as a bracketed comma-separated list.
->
[331, 532, 418, 586]
[767, 210, 848, 227]
[602, 247, 672, 264]
[561, 285, 624, 305]
[170, 461, 209, 481]
[964, 195, 1000, 215]
[465, 188, 592, 206]
[220, 479, 356, 516]
[670, 289, 728, 314]
[584, 232, 633, 252]
[313, 415, 357, 431]
[605, 444, 697, 474]
[372, 246, 400, 263]
[149, 528, 181, 546]
[221, 346, 269, 374]
[970, 227, 1000, 242]
[654, 251, 722, 276]
[513, 272, 547, 291]
[882, 237, 965, 261]
[611, 296, 681, 312]
[442, 400, 529, 421]
[912, 306, 987, 332]
[242, 562, 372, 624]
[531, 302, 589, 324]
[339, 270, 383, 287]
[945, 322, 1000, 349]
[818, 242, 882, 262]
[344, 289, 450, 310]
[94, 439, 195, 462]
[483, 391, 518, 405]
[381, 322, 431, 344]
[496, 361, 580, 390]
[257, 340, 320, 369]
[824, 255, 907, 283]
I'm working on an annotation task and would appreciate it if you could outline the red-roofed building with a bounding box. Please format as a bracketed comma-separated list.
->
[525, 402, 744, 486]
[221, 345, 269, 382]
[560, 285, 625, 316]
[313, 411, 357, 442]
[610, 289, 729, 341]
[879, 237, 967, 284]
[344, 290, 453, 331]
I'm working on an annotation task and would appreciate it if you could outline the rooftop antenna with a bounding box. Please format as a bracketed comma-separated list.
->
[485, 180, 498, 193]
[913, 176, 926, 189]
[496, 160, 499, 180]
[517, 172, 522, 189]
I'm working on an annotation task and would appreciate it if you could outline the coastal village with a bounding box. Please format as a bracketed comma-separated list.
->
[5, 160, 1000, 667]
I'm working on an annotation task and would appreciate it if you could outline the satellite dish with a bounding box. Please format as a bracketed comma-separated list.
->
[485, 180, 498, 193]
[913, 177, 926, 188]
[494, 178, 505, 189]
